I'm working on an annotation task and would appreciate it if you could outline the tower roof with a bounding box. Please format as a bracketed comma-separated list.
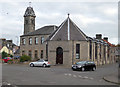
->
[24, 7, 36, 17]
[47, 15, 87, 41]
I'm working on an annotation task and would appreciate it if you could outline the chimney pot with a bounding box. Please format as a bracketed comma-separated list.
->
[104, 37, 108, 41]
[96, 34, 102, 39]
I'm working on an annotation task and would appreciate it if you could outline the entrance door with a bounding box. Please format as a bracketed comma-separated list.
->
[56, 47, 63, 64]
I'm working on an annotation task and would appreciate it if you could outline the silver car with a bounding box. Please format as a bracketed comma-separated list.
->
[29, 59, 51, 67]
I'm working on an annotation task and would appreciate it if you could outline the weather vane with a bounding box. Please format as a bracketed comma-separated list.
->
[68, 13, 70, 17]
[29, 2, 31, 7]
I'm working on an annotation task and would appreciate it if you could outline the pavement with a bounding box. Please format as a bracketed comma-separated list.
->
[103, 72, 120, 85]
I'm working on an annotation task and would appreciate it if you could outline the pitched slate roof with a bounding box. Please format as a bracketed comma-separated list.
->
[47, 16, 87, 41]
[21, 25, 58, 37]
[103, 39, 115, 47]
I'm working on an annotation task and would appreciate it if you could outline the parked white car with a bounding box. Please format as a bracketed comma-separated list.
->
[29, 59, 51, 67]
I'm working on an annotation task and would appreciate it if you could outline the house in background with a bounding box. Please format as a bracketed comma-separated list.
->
[20, 6, 116, 67]
[14, 46, 20, 58]
[0, 46, 13, 55]
[0, 38, 19, 58]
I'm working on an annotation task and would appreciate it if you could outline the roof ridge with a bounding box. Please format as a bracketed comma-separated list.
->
[47, 16, 87, 41]
[50, 18, 68, 40]
[103, 39, 115, 47]
[21, 25, 57, 37]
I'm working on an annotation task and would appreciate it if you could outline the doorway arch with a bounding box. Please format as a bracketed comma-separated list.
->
[56, 47, 63, 64]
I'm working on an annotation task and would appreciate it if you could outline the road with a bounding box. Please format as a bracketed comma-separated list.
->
[2, 63, 118, 86]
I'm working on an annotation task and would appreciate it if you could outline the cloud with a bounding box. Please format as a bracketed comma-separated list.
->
[97, 3, 118, 17]
[71, 14, 115, 27]
[0, 2, 118, 45]
[103, 8, 118, 16]
[109, 37, 118, 44]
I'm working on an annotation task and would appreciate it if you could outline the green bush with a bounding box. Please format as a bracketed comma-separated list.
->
[2, 51, 8, 59]
[20, 55, 31, 62]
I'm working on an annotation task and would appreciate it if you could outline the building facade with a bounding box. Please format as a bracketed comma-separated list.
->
[20, 6, 116, 67]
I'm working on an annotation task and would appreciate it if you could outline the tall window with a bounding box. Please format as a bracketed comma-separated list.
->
[41, 37, 44, 44]
[104, 46, 106, 59]
[89, 41, 92, 59]
[28, 50, 32, 58]
[35, 50, 38, 59]
[35, 37, 38, 45]
[25, 20, 28, 24]
[22, 38, 26, 45]
[76, 44, 80, 59]
[95, 43, 97, 59]
[108, 46, 110, 58]
[29, 38, 32, 45]
[100, 44, 101, 59]
[31, 19, 35, 25]
[46, 44, 48, 59]
[41, 50, 43, 59]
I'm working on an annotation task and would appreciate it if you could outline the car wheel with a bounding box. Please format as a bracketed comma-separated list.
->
[43, 64, 46, 68]
[92, 67, 96, 71]
[81, 67, 85, 71]
[30, 63, 34, 67]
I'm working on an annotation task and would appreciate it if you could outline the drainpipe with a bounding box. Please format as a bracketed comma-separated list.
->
[72, 41, 74, 65]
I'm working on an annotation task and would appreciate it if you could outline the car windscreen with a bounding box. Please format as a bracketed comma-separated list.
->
[76, 61, 87, 65]
[87, 62, 95, 64]
[37, 60, 44, 62]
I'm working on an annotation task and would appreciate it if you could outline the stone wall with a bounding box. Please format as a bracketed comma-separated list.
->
[48, 41, 73, 67]
[20, 35, 49, 60]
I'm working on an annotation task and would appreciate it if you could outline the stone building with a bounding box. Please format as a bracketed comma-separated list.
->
[20, 6, 116, 67]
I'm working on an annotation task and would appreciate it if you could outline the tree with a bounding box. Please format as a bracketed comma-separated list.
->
[20, 55, 31, 62]
[2, 51, 8, 59]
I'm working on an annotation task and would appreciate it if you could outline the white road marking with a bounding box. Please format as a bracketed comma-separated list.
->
[64, 73, 94, 81]
[73, 75, 77, 77]
[68, 74, 72, 76]
[7, 83, 11, 85]
[78, 75, 82, 78]
[83, 76, 88, 79]
[89, 77, 94, 80]
[64, 73, 68, 76]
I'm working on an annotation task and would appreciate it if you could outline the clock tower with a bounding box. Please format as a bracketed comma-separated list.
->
[24, 5, 36, 34]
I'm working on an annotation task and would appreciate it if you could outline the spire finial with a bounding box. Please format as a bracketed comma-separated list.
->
[68, 13, 70, 18]
[29, 2, 31, 7]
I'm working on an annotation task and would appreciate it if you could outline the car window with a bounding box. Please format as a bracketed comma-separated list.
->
[87, 61, 95, 64]
[76, 61, 87, 65]
[38, 60, 44, 62]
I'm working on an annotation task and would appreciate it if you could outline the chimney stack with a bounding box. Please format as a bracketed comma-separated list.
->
[103, 37, 108, 41]
[96, 34, 102, 39]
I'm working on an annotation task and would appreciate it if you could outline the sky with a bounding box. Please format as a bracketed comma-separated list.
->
[0, 0, 119, 45]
